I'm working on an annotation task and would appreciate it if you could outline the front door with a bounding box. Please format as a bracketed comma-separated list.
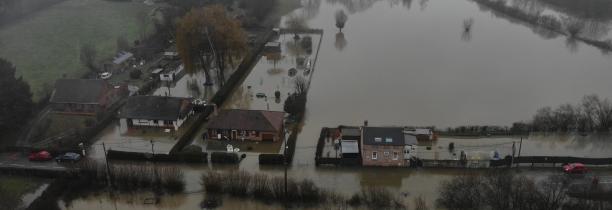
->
[231, 130, 237, 140]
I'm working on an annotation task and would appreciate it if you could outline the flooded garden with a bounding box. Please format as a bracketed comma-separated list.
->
[26, 0, 612, 209]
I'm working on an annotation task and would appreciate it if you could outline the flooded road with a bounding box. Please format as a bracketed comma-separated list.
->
[67, 0, 612, 208]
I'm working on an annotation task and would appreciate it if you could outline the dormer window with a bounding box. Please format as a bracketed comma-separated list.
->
[374, 137, 382, 142]
[385, 137, 392, 143]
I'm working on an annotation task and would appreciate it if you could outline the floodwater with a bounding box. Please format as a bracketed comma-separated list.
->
[65, 0, 612, 209]
[223, 32, 323, 112]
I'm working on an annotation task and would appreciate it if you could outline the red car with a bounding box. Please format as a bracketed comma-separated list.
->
[28, 150, 53, 161]
[563, 163, 589, 174]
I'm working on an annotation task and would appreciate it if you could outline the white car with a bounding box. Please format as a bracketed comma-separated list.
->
[100, 72, 112, 79]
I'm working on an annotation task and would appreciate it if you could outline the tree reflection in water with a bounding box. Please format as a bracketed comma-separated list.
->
[335, 32, 347, 51]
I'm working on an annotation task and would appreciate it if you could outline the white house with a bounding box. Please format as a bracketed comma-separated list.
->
[119, 96, 194, 131]
[160, 64, 184, 82]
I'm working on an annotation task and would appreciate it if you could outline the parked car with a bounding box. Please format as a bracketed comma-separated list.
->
[28, 150, 53, 161]
[100, 72, 112, 79]
[55, 152, 82, 163]
[563, 163, 589, 174]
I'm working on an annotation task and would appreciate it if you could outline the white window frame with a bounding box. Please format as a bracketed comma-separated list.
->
[393, 152, 399, 160]
[384, 151, 390, 157]
[372, 151, 378, 160]
[385, 137, 392, 143]
[374, 137, 382, 142]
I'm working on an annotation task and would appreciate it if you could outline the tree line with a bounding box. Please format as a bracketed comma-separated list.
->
[527, 94, 612, 133]
[0, 58, 33, 144]
[437, 170, 612, 210]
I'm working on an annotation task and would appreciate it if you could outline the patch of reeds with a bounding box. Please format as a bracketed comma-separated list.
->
[74, 160, 185, 193]
[349, 186, 405, 209]
[201, 171, 343, 207]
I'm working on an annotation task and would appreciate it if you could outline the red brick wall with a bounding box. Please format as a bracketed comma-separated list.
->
[361, 145, 405, 167]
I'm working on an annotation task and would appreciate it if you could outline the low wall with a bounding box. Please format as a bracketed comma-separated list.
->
[491, 156, 612, 167]
[107, 149, 207, 163]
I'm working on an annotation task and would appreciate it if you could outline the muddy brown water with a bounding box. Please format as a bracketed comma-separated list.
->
[66, 0, 612, 209]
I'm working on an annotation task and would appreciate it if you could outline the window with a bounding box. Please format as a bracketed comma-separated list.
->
[384, 151, 390, 157]
[374, 137, 382, 142]
[372, 151, 378, 160]
[385, 137, 392, 143]
[153, 120, 158, 124]
[393, 152, 399, 160]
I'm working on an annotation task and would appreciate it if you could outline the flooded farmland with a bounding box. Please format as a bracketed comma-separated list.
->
[61, 0, 612, 209]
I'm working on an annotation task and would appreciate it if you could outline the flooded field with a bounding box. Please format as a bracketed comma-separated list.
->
[65, 0, 612, 208]
[223, 32, 323, 111]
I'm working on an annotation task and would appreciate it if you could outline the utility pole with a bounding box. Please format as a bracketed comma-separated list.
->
[516, 137, 523, 168]
[102, 143, 112, 186]
[283, 131, 288, 206]
[510, 141, 516, 168]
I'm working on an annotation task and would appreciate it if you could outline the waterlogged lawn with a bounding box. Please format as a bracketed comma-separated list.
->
[0, 175, 43, 197]
[0, 0, 152, 100]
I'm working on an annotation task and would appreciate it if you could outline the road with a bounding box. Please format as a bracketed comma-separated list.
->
[0, 152, 67, 171]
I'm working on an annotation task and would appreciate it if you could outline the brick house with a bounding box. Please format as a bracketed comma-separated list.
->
[49, 79, 123, 115]
[206, 109, 285, 142]
[361, 127, 406, 167]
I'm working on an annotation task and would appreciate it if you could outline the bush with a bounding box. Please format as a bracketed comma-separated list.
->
[200, 171, 342, 206]
[130, 69, 142, 79]
[201, 171, 224, 193]
[258, 154, 285, 165]
[211, 152, 239, 164]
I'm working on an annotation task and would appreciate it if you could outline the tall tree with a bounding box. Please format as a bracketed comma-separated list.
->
[176, 5, 247, 86]
[79, 43, 97, 73]
[0, 58, 33, 136]
[335, 10, 348, 32]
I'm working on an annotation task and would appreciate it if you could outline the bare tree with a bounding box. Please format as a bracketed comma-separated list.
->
[554, 103, 578, 132]
[437, 174, 483, 210]
[533, 106, 555, 131]
[335, 10, 348, 32]
[135, 9, 150, 40]
[80, 43, 97, 72]
[414, 195, 429, 210]
[116, 36, 130, 52]
[293, 75, 308, 95]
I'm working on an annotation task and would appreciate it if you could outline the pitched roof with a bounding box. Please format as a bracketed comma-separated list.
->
[50, 79, 108, 104]
[362, 127, 405, 146]
[206, 109, 285, 132]
[341, 127, 361, 137]
[404, 134, 418, 145]
[120, 96, 192, 121]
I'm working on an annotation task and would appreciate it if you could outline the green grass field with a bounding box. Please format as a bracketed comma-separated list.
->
[0, 0, 153, 100]
[0, 175, 43, 197]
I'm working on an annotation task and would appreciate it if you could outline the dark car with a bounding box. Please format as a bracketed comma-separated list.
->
[28, 150, 53, 161]
[563, 163, 589, 174]
[55, 152, 82, 163]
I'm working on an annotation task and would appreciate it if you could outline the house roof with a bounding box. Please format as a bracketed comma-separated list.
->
[50, 79, 108, 104]
[206, 109, 285, 132]
[362, 127, 405, 146]
[341, 140, 359, 154]
[120, 96, 192, 121]
[404, 134, 418, 145]
[341, 127, 361, 137]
